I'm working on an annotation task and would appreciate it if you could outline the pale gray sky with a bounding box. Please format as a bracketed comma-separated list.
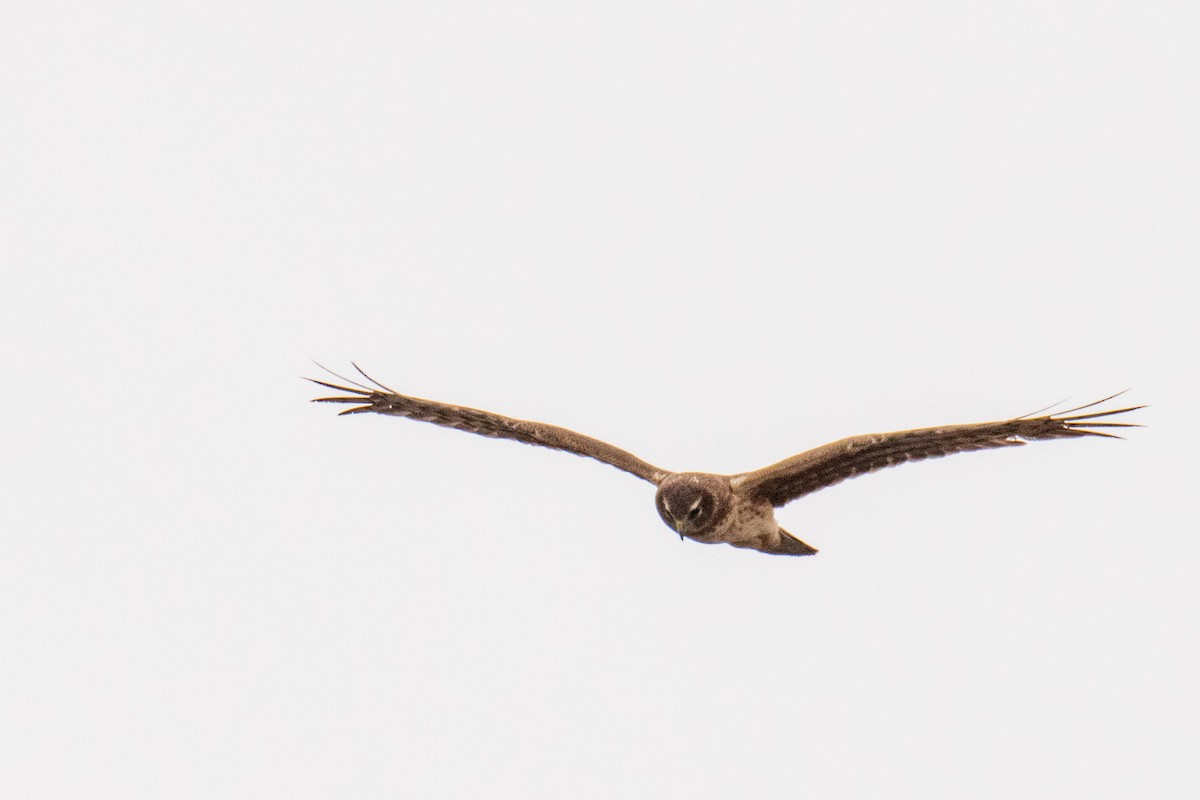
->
[3, 2, 1197, 798]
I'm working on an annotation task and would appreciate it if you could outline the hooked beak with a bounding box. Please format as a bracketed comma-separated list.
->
[674, 520, 686, 540]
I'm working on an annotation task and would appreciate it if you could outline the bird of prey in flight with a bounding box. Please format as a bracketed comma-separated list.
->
[309, 365, 1141, 557]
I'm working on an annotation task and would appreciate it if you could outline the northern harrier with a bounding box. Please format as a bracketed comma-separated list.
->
[309, 366, 1141, 557]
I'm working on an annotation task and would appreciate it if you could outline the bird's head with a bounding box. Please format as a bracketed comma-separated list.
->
[654, 473, 732, 541]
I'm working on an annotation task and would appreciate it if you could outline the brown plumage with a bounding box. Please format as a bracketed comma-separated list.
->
[309, 365, 1142, 557]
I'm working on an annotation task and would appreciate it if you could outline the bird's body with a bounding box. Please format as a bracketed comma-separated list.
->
[310, 365, 1141, 557]
[654, 472, 812, 554]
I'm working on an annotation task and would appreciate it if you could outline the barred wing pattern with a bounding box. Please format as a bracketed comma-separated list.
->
[732, 395, 1143, 508]
[309, 367, 670, 485]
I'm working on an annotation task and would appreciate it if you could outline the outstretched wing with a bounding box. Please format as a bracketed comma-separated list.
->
[308, 365, 670, 485]
[731, 394, 1143, 508]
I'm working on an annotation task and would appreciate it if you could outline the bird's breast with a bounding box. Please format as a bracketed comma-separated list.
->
[695, 497, 778, 548]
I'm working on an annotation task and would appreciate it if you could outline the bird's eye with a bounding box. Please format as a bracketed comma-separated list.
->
[687, 505, 703, 520]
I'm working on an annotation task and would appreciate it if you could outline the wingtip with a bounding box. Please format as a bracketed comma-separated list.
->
[307, 376, 373, 396]
[351, 362, 398, 394]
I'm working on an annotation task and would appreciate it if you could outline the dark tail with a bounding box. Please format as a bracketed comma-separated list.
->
[773, 528, 819, 557]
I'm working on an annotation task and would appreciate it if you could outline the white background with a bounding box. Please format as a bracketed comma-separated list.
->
[3, 2, 1197, 798]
